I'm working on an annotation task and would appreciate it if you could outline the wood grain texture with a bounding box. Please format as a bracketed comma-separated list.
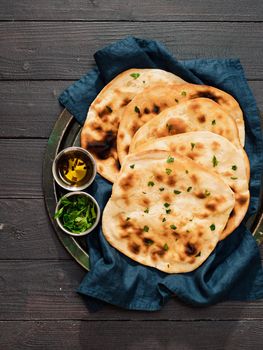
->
[0, 80, 262, 138]
[0, 199, 69, 259]
[0, 260, 263, 322]
[0, 22, 263, 80]
[1, 0, 263, 21]
[0, 320, 263, 350]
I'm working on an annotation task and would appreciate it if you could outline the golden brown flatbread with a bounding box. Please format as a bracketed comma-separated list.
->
[131, 131, 250, 240]
[80, 69, 185, 183]
[102, 150, 235, 273]
[117, 84, 244, 164]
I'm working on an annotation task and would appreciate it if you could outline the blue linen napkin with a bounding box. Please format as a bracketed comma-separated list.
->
[59, 37, 263, 310]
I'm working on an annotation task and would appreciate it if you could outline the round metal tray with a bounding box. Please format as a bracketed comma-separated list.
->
[43, 109, 263, 270]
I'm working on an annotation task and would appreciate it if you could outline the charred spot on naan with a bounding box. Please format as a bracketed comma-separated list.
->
[119, 173, 135, 191]
[236, 193, 249, 206]
[87, 130, 116, 160]
[120, 98, 132, 107]
[192, 90, 222, 103]
[211, 141, 220, 151]
[129, 242, 141, 254]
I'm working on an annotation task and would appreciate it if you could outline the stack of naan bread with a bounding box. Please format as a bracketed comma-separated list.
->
[81, 69, 250, 273]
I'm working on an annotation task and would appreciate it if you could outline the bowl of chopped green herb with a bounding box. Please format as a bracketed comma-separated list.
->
[54, 191, 100, 236]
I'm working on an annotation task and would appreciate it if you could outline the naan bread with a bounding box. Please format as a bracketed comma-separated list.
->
[117, 84, 244, 163]
[129, 98, 241, 156]
[131, 131, 250, 240]
[80, 68, 185, 183]
[102, 150, 235, 273]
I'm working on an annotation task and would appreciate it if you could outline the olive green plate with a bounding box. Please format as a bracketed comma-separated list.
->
[43, 109, 263, 270]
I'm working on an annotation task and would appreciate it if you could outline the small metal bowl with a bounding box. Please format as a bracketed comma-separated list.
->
[52, 146, 96, 191]
[55, 191, 101, 237]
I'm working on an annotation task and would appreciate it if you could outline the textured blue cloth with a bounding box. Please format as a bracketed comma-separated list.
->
[59, 37, 263, 310]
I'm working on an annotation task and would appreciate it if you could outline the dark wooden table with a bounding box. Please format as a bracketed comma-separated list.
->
[1, 1, 263, 349]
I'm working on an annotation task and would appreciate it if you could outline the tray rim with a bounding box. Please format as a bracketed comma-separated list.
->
[43, 108, 263, 270]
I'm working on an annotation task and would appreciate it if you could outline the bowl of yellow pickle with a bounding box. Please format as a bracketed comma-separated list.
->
[52, 146, 96, 191]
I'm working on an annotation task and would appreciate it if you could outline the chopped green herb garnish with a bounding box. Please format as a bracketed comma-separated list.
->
[159, 187, 165, 191]
[143, 225, 149, 232]
[191, 143, 196, 150]
[187, 186, 192, 192]
[54, 195, 97, 234]
[166, 209, 171, 214]
[163, 243, 169, 251]
[212, 119, 216, 125]
[212, 155, 219, 167]
[130, 73, 140, 79]
[162, 218, 166, 222]
[174, 190, 181, 195]
[175, 98, 179, 103]
[210, 224, 216, 231]
[166, 168, 172, 175]
[195, 252, 201, 257]
[167, 155, 174, 163]
[144, 238, 154, 246]
[164, 203, 170, 208]
[106, 105, 112, 113]
[181, 91, 187, 96]
[126, 217, 130, 221]
[204, 189, 211, 197]
[170, 224, 177, 230]
[166, 123, 173, 133]
[231, 176, 238, 180]
[142, 191, 147, 194]
[232, 165, 237, 171]
[144, 208, 149, 213]
[143, 80, 146, 84]
[130, 164, 135, 169]
[148, 181, 155, 187]
[185, 170, 189, 174]
[134, 106, 140, 114]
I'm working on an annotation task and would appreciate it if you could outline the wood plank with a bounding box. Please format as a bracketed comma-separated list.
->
[0, 320, 263, 350]
[0, 22, 263, 80]
[0, 139, 45, 198]
[1, 0, 263, 21]
[0, 79, 262, 138]
[0, 260, 263, 321]
[0, 199, 69, 259]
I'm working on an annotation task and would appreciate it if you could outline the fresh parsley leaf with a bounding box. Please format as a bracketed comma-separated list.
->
[232, 165, 237, 171]
[163, 243, 169, 251]
[166, 168, 172, 175]
[130, 164, 135, 169]
[181, 91, 187, 96]
[204, 189, 211, 197]
[167, 155, 174, 163]
[212, 119, 216, 125]
[162, 218, 166, 222]
[174, 190, 181, 195]
[144, 208, 149, 213]
[164, 202, 170, 208]
[130, 73, 140, 79]
[212, 155, 219, 167]
[134, 106, 140, 114]
[144, 238, 154, 246]
[231, 176, 238, 180]
[191, 142, 196, 150]
[126, 217, 130, 221]
[148, 181, 155, 187]
[166, 209, 171, 214]
[170, 224, 177, 230]
[159, 187, 165, 191]
[143, 225, 149, 232]
[187, 186, 192, 192]
[210, 224, 216, 231]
